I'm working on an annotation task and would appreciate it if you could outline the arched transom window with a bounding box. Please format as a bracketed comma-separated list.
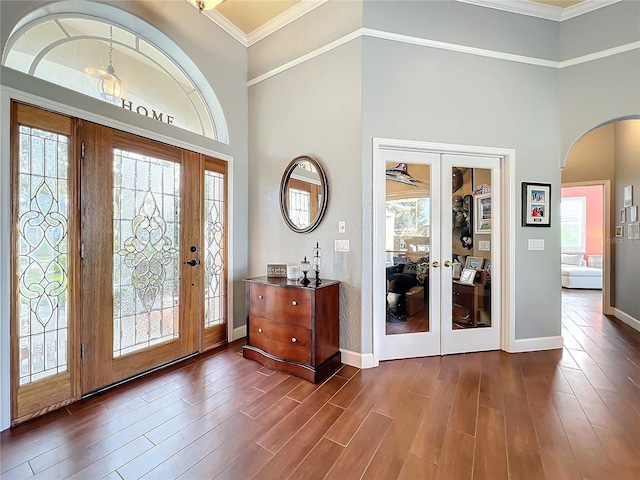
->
[3, 12, 228, 143]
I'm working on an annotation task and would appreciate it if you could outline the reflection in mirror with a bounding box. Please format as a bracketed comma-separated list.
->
[280, 156, 328, 233]
[385, 162, 431, 335]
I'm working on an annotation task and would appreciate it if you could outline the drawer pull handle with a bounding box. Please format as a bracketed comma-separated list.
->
[291, 301, 297, 306]
[291, 337, 297, 343]
[258, 328, 263, 333]
[258, 295, 263, 300]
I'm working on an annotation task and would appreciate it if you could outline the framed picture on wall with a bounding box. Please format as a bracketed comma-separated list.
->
[620, 208, 626, 224]
[629, 206, 638, 223]
[475, 194, 492, 234]
[624, 185, 633, 207]
[616, 225, 623, 237]
[522, 182, 551, 227]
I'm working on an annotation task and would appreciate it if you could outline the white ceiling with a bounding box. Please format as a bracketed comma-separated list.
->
[197, 0, 619, 47]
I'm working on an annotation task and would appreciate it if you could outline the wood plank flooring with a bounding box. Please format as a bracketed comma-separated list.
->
[2, 289, 640, 479]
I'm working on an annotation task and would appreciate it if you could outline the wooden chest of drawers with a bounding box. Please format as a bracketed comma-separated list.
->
[243, 276, 341, 383]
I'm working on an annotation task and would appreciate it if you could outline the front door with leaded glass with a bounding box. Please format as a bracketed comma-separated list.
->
[80, 123, 201, 393]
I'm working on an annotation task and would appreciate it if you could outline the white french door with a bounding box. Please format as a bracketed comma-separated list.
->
[374, 140, 502, 361]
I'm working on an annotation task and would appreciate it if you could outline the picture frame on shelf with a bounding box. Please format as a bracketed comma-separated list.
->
[475, 193, 492, 234]
[459, 268, 476, 285]
[522, 182, 551, 227]
[464, 256, 484, 270]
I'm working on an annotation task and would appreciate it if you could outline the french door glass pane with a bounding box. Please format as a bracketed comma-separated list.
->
[204, 170, 225, 328]
[17, 126, 69, 385]
[385, 162, 431, 335]
[112, 149, 180, 357]
[451, 167, 492, 330]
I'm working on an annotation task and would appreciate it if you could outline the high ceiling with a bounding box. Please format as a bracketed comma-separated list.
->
[212, 0, 589, 36]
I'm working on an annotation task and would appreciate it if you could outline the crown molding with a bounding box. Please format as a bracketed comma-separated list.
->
[456, 0, 621, 22]
[198, 0, 623, 48]
[561, 0, 621, 20]
[200, 5, 248, 47]
[248, 0, 328, 47]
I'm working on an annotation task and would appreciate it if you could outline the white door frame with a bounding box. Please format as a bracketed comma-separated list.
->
[372, 138, 516, 365]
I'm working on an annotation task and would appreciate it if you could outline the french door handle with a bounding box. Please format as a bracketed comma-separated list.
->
[432, 261, 440, 268]
[184, 259, 200, 266]
[444, 261, 452, 267]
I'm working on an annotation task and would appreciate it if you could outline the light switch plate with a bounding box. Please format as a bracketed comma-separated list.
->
[528, 239, 545, 250]
[334, 239, 349, 252]
[478, 240, 490, 251]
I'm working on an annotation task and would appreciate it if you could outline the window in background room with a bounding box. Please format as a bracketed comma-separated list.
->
[289, 188, 311, 229]
[561, 196, 586, 253]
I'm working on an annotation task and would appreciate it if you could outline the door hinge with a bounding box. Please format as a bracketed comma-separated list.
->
[81, 242, 85, 259]
[81, 343, 86, 360]
[81, 142, 85, 160]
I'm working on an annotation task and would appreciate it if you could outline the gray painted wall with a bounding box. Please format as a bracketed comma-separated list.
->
[614, 120, 640, 321]
[361, 36, 562, 341]
[559, 0, 640, 60]
[248, 39, 364, 352]
[363, 0, 559, 60]
[248, 0, 363, 80]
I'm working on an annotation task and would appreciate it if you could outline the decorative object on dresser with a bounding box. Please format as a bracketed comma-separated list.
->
[243, 276, 341, 383]
[299, 256, 311, 285]
[313, 242, 322, 285]
[266, 263, 287, 278]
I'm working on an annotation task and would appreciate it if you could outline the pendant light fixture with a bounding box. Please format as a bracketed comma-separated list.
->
[97, 25, 122, 104]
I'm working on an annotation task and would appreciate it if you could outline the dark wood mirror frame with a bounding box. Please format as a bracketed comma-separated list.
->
[280, 155, 329, 234]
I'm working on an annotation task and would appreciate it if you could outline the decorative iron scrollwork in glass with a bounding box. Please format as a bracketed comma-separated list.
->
[17, 126, 69, 385]
[204, 170, 225, 328]
[113, 149, 180, 357]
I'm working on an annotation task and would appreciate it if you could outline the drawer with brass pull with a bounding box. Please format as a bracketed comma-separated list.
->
[249, 315, 311, 364]
[249, 283, 311, 327]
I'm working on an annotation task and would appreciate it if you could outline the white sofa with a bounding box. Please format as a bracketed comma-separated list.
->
[561, 253, 603, 289]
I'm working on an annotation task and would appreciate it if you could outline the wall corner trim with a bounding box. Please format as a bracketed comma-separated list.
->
[613, 308, 640, 333]
[231, 326, 247, 341]
[341, 349, 376, 369]
[507, 335, 564, 353]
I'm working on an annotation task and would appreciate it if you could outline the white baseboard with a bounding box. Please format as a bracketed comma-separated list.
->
[613, 308, 640, 333]
[340, 349, 376, 369]
[231, 326, 246, 342]
[508, 335, 564, 353]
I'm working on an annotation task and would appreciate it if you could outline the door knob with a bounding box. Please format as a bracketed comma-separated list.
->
[432, 261, 440, 268]
[444, 261, 452, 267]
[184, 259, 200, 266]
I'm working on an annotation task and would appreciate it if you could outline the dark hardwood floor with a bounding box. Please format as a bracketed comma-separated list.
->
[2, 288, 640, 479]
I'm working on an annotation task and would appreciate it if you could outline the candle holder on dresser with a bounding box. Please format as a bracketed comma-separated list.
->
[300, 256, 311, 285]
[313, 242, 322, 286]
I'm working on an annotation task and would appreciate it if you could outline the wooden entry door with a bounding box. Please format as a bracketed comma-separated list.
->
[80, 122, 201, 393]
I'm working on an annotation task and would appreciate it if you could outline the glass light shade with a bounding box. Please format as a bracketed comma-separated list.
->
[194, 0, 225, 11]
[98, 65, 122, 104]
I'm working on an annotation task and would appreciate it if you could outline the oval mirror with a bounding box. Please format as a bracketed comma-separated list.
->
[280, 155, 329, 233]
